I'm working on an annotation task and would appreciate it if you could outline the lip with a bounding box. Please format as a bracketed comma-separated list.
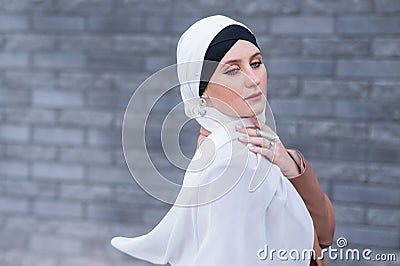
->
[245, 92, 262, 101]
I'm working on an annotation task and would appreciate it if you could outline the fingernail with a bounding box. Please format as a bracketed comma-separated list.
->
[238, 136, 246, 141]
[235, 124, 242, 130]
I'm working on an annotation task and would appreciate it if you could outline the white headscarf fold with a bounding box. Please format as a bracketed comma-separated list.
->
[111, 14, 314, 266]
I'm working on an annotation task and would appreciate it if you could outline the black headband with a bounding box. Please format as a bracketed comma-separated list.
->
[199, 24, 260, 96]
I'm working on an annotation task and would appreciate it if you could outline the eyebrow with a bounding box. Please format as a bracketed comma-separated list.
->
[221, 52, 262, 65]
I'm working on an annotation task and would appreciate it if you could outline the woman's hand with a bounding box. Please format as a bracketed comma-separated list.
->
[236, 116, 300, 178]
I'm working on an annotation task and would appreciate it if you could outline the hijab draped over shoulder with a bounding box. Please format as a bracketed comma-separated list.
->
[111, 15, 314, 266]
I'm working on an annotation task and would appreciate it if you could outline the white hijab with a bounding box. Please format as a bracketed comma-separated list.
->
[111, 14, 314, 265]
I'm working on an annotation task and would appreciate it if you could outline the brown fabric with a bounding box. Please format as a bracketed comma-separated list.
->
[287, 148, 335, 265]
[196, 127, 335, 265]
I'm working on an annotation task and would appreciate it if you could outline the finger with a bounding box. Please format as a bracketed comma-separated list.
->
[250, 116, 261, 129]
[251, 116, 277, 136]
[235, 125, 258, 137]
[248, 145, 275, 162]
[238, 135, 264, 147]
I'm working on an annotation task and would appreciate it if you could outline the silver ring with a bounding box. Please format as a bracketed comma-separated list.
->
[268, 141, 274, 149]
[256, 129, 279, 142]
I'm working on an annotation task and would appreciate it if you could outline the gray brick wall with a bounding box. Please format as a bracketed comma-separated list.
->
[0, 1, 399, 266]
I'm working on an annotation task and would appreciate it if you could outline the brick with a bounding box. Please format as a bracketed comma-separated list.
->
[287, 142, 332, 160]
[87, 202, 141, 223]
[58, 72, 112, 91]
[333, 184, 400, 206]
[309, 160, 368, 182]
[116, 0, 189, 16]
[374, 0, 400, 12]
[109, 72, 149, 92]
[0, 52, 29, 68]
[33, 52, 86, 68]
[30, 234, 82, 255]
[5, 144, 56, 161]
[367, 208, 400, 227]
[59, 110, 113, 127]
[87, 165, 133, 185]
[271, 17, 334, 34]
[143, 207, 169, 225]
[4, 33, 56, 51]
[337, 16, 400, 34]
[113, 185, 161, 205]
[302, 79, 369, 98]
[0, 89, 29, 105]
[372, 38, 400, 57]
[333, 143, 368, 161]
[113, 35, 175, 54]
[334, 224, 400, 248]
[337, 60, 400, 78]
[0, 230, 29, 249]
[303, 38, 370, 56]
[266, 77, 299, 97]
[33, 162, 84, 181]
[58, 34, 113, 51]
[5, 216, 63, 234]
[4, 179, 57, 198]
[270, 99, 334, 117]
[2, 250, 59, 266]
[142, 15, 170, 33]
[33, 126, 84, 145]
[33, 199, 82, 218]
[367, 146, 400, 164]
[59, 147, 113, 164]
[335, 100, 400, 120]
[257, 37, 301, 56]
[268, 58, 333, 76]
[60, 184, 113, 201]
[0, 160, 29, 178]
[87, 17, 143, 32]
[87, 91, 131, 109]
[274, 121, 297, 141]
[4, 70, 55, 89]
[57, 0, 113, 15]
[0, 15, 29, 31]
[0, 0, 55, 13]
[87, 54, 144, 70]
[236, 17, 270, 34]
[332, 204, 364, 224]
[145, 55, 176, 72]
[371, 81, 400, 102]
[238, 0, 300, 15]
[59, 257, 117, 266]
[301, 0, 372, 14]
[32, 16, 85, 31]
[0, 124, 29, 143]
[369, 124, 400, 145]
[87, 128, 121, 147]
[32, 90, 84, 107]
[0, 197, 29, 214]
[4, 108, 56, 124]
[368, 163, 400, 185]
[299, 121, 368, 140]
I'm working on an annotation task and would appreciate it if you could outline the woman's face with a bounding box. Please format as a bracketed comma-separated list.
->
[203, 39, 267, 117]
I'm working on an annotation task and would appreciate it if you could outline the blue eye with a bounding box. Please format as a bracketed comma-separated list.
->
[224, 68, 240, 75]
[251, 61, 262, 68]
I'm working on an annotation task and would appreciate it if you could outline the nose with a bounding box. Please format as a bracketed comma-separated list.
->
[244, 68, 261, 88]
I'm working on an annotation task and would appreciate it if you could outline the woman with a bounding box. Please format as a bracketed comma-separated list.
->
[111, 15, 335, 266]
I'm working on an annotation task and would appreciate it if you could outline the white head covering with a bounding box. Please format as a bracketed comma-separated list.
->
[111, 14, 314, 266]
[176, 14, 266, 133]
